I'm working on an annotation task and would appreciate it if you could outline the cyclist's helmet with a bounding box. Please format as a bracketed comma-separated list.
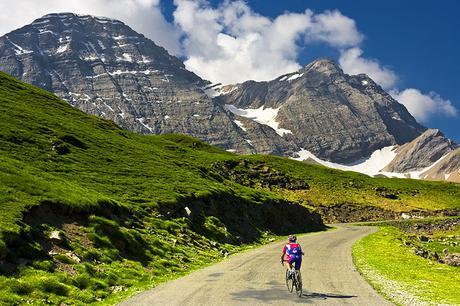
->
[288, 235, 297, 242]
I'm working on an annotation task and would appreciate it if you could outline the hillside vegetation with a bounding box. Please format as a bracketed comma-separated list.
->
[0, 71, 459, 304]
[353, 218, 460, 305]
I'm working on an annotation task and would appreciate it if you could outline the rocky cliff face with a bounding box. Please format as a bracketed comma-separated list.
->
[383, 129, 457, 173]
[217, 60, 426, 163]
[0, 13, 431, 164]
[421, 147, 460, 183]
[0, 13, 257, 151]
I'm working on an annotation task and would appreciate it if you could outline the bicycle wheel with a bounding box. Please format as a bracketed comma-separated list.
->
[285, 269, 293, 293]
[295, 271, 302, 297]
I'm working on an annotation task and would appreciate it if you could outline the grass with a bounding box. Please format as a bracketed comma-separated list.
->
[353, 224, 460, 305]
[0, 70, 459, 304]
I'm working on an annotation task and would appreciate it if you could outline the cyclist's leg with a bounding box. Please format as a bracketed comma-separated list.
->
[295, 259, 302, 283]
[284, 256, 292, 270]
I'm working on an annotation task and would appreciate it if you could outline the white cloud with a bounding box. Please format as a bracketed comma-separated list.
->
[339, 47, 397, 89]
[308, 10, 363, 48]
[0, 0, 181, 54]
[173, 0, 363, 84]
[390, 89, 457, 123]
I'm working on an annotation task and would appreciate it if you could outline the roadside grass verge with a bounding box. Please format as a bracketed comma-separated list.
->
[353, 225, 460, 305]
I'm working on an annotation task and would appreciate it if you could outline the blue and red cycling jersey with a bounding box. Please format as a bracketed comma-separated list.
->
[283, 243, 303, 269]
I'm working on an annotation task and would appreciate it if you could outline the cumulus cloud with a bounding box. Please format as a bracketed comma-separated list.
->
[390, 89, 457, 123]
[0, 0, 181, 54]
[339, 47, 397, 89]
[173, 0, 362, 84]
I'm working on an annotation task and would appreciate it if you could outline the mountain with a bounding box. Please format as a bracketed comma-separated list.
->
[216, 59, 425, 163]
[0, 12, 256, 152]
[0, 13, 429, 163]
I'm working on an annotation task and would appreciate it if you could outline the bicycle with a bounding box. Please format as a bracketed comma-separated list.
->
[283, 261, 302, 297]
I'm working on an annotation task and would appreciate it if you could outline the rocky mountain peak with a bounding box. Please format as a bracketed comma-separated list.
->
[32, 12, 125, 26]
[302, 58, 342, 75]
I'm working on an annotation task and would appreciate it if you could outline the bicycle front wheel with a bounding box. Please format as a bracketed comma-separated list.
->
[285, 270, 293, 293]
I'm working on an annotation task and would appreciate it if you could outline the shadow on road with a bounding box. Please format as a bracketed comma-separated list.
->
[302, 291, 357, 300]
[230, 280, 357, 304]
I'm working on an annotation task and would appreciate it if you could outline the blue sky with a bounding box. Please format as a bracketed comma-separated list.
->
[1, 0, 458, 141]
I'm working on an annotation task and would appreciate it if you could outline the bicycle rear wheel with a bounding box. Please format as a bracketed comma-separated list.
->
[285, 269, 293, 293]
[294, 271, 302, 297]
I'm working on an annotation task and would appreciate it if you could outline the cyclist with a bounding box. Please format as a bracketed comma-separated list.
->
[280, 235, 304, 279]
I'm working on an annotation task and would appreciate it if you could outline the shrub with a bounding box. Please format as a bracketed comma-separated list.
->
[73, 273, 91, 289]
[37, 277, 70, 296]
[10, 280, 33, 295]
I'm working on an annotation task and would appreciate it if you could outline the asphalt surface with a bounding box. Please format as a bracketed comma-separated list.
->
[120, 225, 393, 305]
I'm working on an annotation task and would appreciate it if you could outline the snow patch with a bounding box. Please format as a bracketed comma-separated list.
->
[224, 105, 292, 137]
[164, 115, 170, 120]
[279, 73, 303, 82]
[102, 102, 114, 112]
[122, 93, 132, 101]
[361, 80, 369, 85]
[287, 73, 304, 81]
[110, 69, 154, 76]
[116, 53, 133, 62]
[82, 55, 98, 61]
[203, 87, 219, 98]
[292, 146, 454, 180]
[292, 146, 398, 177]
[56, 44, 69, 54]
[234, 120, 247, 132]
[201, 84, 238, 98]
[140, 56, 151, 63]
[407, 153, 452, 180]
[6, 37, 33, 55]
[136, 117, 154, 133]
[226, 149, 236, 152]
[39, 30, 57, 35]
[97, 40, 106, 50]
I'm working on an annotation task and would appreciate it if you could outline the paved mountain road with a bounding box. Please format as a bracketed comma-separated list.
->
[120, 225, 392, 305]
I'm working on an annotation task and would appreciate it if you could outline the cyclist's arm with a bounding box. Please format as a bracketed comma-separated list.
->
[280, 245, 287, 262]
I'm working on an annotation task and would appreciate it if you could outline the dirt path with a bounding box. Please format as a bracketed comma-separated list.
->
[120, 225, 392, 305]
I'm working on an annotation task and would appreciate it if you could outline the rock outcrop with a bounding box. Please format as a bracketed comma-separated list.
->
[421, 147, 460, 183]
[383, 129, 457, 173]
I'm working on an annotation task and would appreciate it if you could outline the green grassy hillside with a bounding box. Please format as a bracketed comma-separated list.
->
[353, 219, 460, 305]
[0, 71, 459, 304]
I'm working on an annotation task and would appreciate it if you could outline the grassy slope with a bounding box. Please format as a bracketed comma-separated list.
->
[0, 71, 459, 304]
[249, 155, 460, 211]
[353, 223, 460, 305]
